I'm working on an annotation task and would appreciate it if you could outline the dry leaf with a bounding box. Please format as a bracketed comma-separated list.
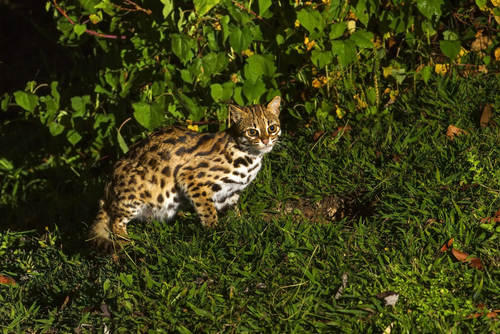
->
[335, 272, 348, 300]
[471, 35, 492, 51]
[480, 208, 500, 223]
[0, 275, 16, 285]
[480, 105, 492, 128]
[313, 131, 325, 142]
[332, 125, 352, 137]
[451, 248, 484, 270]
[383, 322, 395, 334]
[446, 125, 467, 140]
[377, 291, 399, 307]
[468, 310, 500, 319]
[440, 238, 454, 252]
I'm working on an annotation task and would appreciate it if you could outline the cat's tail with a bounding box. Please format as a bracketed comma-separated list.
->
[88, 201, 118, 253]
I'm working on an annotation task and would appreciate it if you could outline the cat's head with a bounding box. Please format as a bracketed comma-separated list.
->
[229, 96, 281, 155]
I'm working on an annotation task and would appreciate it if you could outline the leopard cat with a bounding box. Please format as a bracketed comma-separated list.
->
[88, 96, 281, 253]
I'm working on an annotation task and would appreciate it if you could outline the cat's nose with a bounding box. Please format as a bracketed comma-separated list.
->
[261, 139, 269, 145]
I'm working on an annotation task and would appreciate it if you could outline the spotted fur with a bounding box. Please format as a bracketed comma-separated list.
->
[88, 97, 281, 252]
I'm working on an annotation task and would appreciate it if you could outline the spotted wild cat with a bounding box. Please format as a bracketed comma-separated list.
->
[88, 96, 281, 252]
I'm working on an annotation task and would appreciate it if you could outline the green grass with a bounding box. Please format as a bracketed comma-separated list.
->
[2, 74, 500, 333]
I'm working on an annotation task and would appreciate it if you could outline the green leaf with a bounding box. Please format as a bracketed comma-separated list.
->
[475, 0, 487, 7]
[80, 0, 98, 14]
[259, 0, 272, 17]
[351, 0, 370, 27]
[1, 93, 9, 111]
[117, 130, 129, 153]
[243, 79, 266, 103]
[160, 0, 174, 18]
[67, 129, 82, 145]
[13, 91, 39, 112]
[211, 82, 234, 103]
[331, 40, 357, 67]
[329, 22, 347, 40]
[416, 0, 444, 20]
[49, 122, 64, 136]
[171, 34, 195, 65]
[229, 26, 252, 54]
[50, 81, 60, 106]
[193, 0, 220, 16]
[74, 24, 87, 37]
[439, 40, 461, 61]
[297, 8, 320, 34]
[133, 102, 165, 131]
[287, 107, 303, 120]
[186, 302, 215, 322]
[71, 95, 91, 117]
[201, 52, 227, 77]
[350, 30, 374, 49]
[210, 84, 223, 102]
[311, 51, 333, 68]
[246, 54, 277, 77]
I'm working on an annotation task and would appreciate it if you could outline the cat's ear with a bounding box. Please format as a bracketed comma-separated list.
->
[267, 96, 281, 116]
[229, 105, 245, 123]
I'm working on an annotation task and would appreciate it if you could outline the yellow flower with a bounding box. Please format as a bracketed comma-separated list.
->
[435, 64, 449, 75]
[336, 107, 346, 119]
[188, 124, 199, 132]
[304, 37, 315, 51]
[495, 47, 500, 61]
[312, 76, 327, 88]
[243, 49, 255, 57]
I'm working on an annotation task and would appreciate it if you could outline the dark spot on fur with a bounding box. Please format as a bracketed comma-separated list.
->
[175, 147, 186, 156]
[128, 194, 135, 200]
[196, 172, 205, 178]
[234, 157, 249, 168]
[192, 193, 200, 198]
[157, 194, 164, 203]
[160, 166, 170, 177]
[196, 162, 209, 168]
[212, 184, 222, 192]
[163, 139, 176, 145]
[173, 165, 181, 177]
[233, 171, 239, 176]
[160, 179, 165, 188]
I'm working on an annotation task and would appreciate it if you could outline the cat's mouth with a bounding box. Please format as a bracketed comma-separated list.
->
[258, 142, 274, 153]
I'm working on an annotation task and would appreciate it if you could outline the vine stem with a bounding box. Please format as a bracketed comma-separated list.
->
[52, 0, 126, 39]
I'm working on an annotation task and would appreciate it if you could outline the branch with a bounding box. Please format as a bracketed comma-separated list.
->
[53, 0, 126, 39]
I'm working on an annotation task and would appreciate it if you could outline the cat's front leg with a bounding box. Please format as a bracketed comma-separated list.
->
[184, 186, 219, 227]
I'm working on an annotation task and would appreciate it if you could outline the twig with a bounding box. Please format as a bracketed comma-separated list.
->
[112, 0, 152, 15]
[231, 0, 272, 27]
[53, 0, 126, 39]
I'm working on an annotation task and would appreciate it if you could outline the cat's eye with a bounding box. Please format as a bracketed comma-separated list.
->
[268, 125, 278, 133]
[247, 129, 258, 136]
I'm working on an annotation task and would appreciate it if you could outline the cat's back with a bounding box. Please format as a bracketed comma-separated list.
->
[117, 125, 228, 166]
